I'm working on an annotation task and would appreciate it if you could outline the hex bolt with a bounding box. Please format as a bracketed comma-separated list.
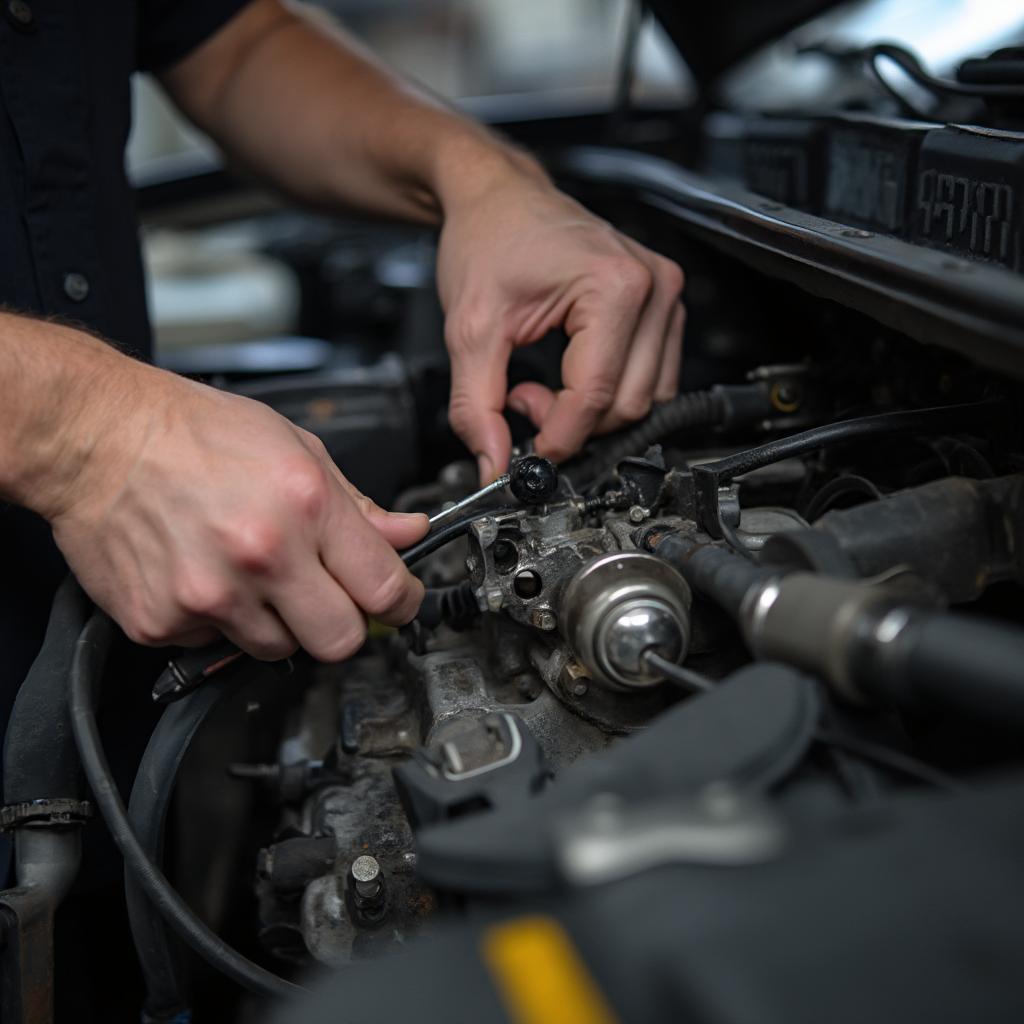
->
[562, 661, 590, 698]
[350, 855, 383, 901]
[628, 505, 649, 524]
[530, 607, 557, 631]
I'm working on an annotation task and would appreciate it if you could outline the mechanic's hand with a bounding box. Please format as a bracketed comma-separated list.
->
[46, 368, 427, 662]
[436, 161, 684, 483]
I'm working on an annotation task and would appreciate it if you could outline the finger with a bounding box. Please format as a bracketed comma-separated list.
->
[297, 430, 430, 548]
[266, 566, 369, 663]
[219, 604, 300, 663]
[507, 381, 557, 431]
[330, 474, 429, 549]
[445, 308, 514, 483]
[320, 488, 425, 626]
[655, 302, 685, 402]
[163, 626, 223, 648]
[597, 251, 684, 432]
[533, 275, 648, 462]
[366, 511, 430, 550]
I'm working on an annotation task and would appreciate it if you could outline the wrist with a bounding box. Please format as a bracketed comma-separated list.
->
[5, 328, 165, 523]
[428, 127, 551, 219]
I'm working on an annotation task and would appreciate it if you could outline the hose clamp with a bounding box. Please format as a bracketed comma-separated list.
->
[0, 798, 93, 831]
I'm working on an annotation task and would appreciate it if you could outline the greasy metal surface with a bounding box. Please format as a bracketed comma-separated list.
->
[556, 147, 1024, 381]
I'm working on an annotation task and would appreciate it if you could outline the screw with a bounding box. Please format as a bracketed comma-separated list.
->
[563, 661, 590, 697]
[350, 855, 382, 900]
[530, 607, 557, 631]
[627, 505, 649, 524]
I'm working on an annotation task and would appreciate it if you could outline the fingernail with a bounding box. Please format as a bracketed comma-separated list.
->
[388, 511, 428, 523]
[477, 454, 495, 484]
[507, 396, 527, 416]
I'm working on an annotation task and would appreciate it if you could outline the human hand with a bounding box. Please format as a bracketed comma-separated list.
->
[436, 158, 684, 483]
[43, 365, 427, 661]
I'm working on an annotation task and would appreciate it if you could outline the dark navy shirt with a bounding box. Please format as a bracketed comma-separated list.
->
[0, 0, 250, 878]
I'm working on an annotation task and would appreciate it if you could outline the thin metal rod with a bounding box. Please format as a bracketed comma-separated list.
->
[428, 473, 511, 527]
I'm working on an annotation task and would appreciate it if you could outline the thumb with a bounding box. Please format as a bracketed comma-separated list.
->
[334, 474, 429, 549]
[366, 508, 429, 550]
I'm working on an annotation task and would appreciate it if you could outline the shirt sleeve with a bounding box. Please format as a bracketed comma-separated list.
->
[137, 0, 254, 73]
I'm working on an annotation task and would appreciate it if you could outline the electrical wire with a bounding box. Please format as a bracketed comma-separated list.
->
[802, 474, 884, 522]
[127, 680, 242, 1018]
[643, 651, 715, 693]
[813, 729, 965, 793]
[68, 611, 301, 1000]
[401, 506, 519, 567]
[864, 41, 1024, 103]
[697, 401, 999, 487]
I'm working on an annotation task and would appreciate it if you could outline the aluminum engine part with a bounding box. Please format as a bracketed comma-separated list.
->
[560, 551, 692, 689]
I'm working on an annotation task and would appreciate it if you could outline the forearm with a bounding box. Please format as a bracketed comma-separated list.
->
[160, 0, 548, 224]
[0, 313, 152, 519]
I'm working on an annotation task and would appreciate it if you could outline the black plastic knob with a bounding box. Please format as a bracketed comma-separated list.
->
[509, 455, 559, 504]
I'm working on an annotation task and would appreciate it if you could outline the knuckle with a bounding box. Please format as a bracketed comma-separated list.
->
[616, 392, 654, 422]
[601, 258, 652, 304]
[246, 636, 298, 663]
[318, 616, 367, 663]
[226, 519, 285, 575]
[122, 616, 168, 648]
[658, 259, 685, 297]
[447, 393, 474, 438]
[299, 429, 329, 458]
[364, 566, 417, 617]
[445, 303, 492, 356]
[277, 458, 329, 521]
[579, 383, 617, 415]
[175, 573, 236, 620]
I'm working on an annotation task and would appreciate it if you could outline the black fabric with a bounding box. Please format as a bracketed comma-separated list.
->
[0, 0, 251, 881]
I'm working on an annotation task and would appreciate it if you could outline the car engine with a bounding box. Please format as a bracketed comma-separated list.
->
[5, 7, 1024, 1021]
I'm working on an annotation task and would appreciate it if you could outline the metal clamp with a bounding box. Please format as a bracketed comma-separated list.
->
[0, 798, 93, 831]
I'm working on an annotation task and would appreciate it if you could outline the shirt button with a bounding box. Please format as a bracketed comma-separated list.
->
[63, 272, 90, 303]
[6, 1, 33, 28]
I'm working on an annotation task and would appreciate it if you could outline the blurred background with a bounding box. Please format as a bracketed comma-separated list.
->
[129, 0, 1024, 358]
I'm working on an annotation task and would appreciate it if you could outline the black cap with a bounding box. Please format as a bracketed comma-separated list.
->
[509, 455, 559, 504]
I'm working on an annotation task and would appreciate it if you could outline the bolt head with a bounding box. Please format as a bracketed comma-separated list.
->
[531, 607, 556, 631]
[351, 855, 382, 899]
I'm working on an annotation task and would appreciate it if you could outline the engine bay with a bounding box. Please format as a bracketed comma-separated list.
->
[6, 17, 1024, 1018]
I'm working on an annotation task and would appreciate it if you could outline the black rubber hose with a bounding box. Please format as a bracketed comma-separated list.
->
[3, 576, 90, 805]
[697, 401, 999, 486]
[644, 530, 772, 619]
[68, 611, 300, 1000]
[415, 581, 478, 630]
[126, 681, 239, 1020]
[567, 389, 728, 486]
[855, 610, 1024, 731]
[401, 506, 518, 566]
